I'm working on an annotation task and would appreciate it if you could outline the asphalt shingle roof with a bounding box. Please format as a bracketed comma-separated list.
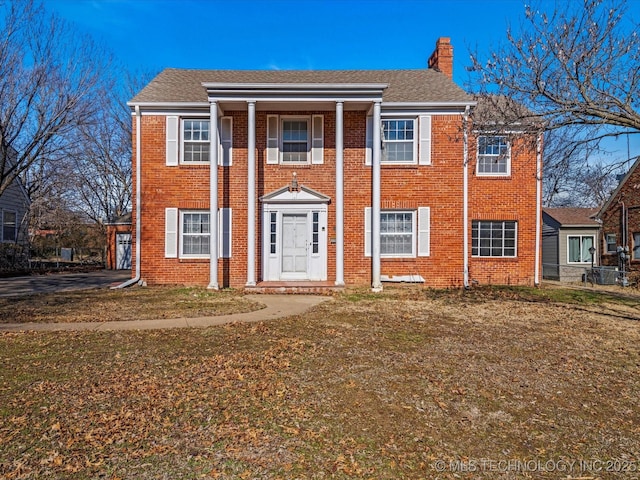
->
[130, 68, 472, 104]
[543, 207, 600, 227]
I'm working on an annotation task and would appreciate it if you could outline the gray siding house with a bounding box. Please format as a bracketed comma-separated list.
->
[0, 174, 30, 248]
[542, 208, 600, 281]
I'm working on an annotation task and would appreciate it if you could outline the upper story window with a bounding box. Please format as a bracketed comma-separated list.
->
[282, 119, 309, 163]
[266, 114, 324, 165]
[477, 136, 510, 176]
[182, 120, 210, 163]
[382, 119, 415, 163]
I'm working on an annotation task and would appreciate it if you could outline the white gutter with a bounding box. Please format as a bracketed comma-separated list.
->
[113, 105, 142, 288]
[534, 133, 542, 286]
[463, 106, 470, 288]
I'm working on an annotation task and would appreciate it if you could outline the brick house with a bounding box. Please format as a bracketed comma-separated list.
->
[126, 37, 542, 291]
[598, 156, 640, 273]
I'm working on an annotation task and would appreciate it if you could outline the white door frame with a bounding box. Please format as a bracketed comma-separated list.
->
[262, 202, 328, 281]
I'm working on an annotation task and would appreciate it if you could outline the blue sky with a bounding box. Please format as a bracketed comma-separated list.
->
[42, 0, 640, 163]
[42, 0, 547, 85]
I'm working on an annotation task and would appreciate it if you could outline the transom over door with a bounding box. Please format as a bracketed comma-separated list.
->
[281, 213, 308, 276]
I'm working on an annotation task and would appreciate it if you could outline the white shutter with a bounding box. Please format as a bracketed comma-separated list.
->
[219, 116, 232, 166]
[419, 115, 432, 165]
[166, 116, 179, 166]
[418, 206, 430, 256]
[311, 114, 324, 164]
[219, 208, 232, 258]
[364, 207, 372, 257]
[266, 115, 279, 164]
[365, 116, 372, 166]
[165, 208, 178, 258]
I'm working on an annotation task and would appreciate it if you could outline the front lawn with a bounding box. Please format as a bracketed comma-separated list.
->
[1, 286, 639, 479]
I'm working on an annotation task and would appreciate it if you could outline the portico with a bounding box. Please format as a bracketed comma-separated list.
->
[202, 82, 386, 290]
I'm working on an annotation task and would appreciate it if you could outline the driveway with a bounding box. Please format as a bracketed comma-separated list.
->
[0, 270, 131, 298]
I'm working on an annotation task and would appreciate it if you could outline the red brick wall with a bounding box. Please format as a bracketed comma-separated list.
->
[600, 163, 640, 271]
[132, 111, 540, 288]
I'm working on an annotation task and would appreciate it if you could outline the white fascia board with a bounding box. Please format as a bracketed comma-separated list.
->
[384, 101, 477, 108]
[127, 101, 209, 108]
[202, 82, 388, 91]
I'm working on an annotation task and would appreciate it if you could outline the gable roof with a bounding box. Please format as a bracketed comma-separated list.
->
[543, 207, 600, 227]
[130, 68, 472, 105]
[597, 156, 640, 218]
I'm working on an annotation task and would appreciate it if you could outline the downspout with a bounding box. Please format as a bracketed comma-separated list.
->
[534, 132, 542, 286]
[463, 105, 470, 288]
[113, 105, 142, 288]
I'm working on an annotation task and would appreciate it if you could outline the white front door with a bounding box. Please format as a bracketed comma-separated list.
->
[263, 206, 327, 282]
[281, 213, 308, 279]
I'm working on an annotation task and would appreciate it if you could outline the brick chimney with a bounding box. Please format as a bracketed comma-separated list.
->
[428, 37, 453, 78]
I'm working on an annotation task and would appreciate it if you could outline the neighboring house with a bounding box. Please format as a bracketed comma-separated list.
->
[127, 37, 542, 290]
[0, 170, 30, 252]
[598, 156, 640, 273]
[105, 212, 132, 270]
[542, 208, 600, 281]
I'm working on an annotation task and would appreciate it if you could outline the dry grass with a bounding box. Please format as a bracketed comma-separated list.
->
[0, 286, 264, 323]
[1, 285, 639, 479]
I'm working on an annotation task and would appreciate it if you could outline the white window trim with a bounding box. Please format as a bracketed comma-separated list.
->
[380, 210, 417, 258]
[180, 118, 210, 165]
[180, 210, 211, 259]
[280, 115, 311, 165]
[476, 135, 511, 177]
[567, 234, 596, 264]
[365, 207, 430, 258]
[472, 220, 518, 258]
[381, 117, 418, 165]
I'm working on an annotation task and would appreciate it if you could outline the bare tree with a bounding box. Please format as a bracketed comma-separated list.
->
[469, 0, 640, 149]
[0, 0, 110, 199]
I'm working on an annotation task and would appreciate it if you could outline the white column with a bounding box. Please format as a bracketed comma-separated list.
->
[246, 101, 256, 286]
[335, 101, 345, 286]
[208, 102, 219, 290]
[371, 101, 382, 291]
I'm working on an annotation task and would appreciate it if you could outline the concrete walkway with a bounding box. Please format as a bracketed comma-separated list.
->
[0, 294, 331, 332]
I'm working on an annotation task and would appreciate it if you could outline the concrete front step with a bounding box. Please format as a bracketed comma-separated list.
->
[245, 281, 344, 295]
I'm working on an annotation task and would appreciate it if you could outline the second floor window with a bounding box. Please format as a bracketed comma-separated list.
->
[183, 120, 210, 162]
[477, 136, 510, 175]
[382, 119, 415, 163]
[282, 119, 309, 163]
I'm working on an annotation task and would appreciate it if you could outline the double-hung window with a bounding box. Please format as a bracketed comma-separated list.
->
[606, 233, 617, 253]
[472, 220, 517, 257]
[281, 119, 309, 163]
[477, 136, 510, 175]
[2, 211, 16, 242]
[364, 207, 430, 258]
[181, 212, 210, 257]
[182, 120, 210, 163]
[633, 233, 640, 260]
[567, 235, 595, 263]
[380, 211, 415, 256]
[382, 119, 415, 163]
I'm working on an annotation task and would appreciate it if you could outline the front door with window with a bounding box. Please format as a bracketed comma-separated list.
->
[282, 213, 308, 278]
[262, 189, 329, 282]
